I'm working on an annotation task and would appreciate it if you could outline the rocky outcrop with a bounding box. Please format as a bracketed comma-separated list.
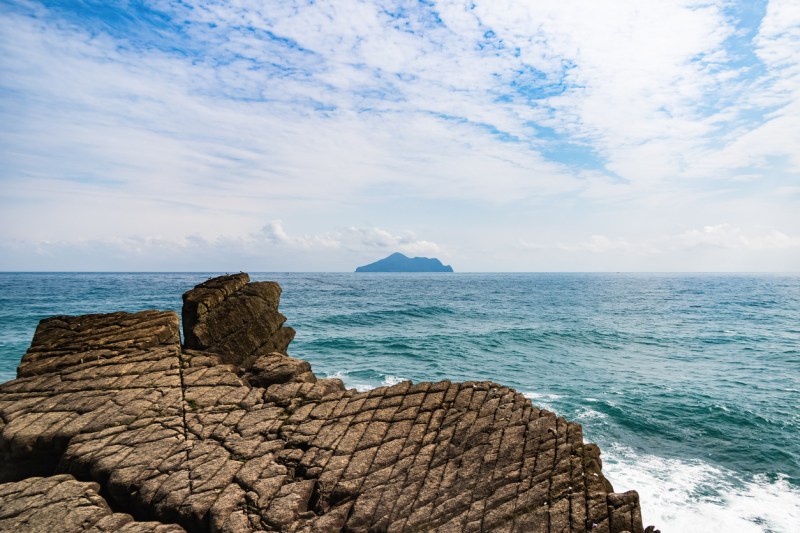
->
[17, 310, 179, 379]
[182, 273, 295, 369]
[0, 274, 649, 532]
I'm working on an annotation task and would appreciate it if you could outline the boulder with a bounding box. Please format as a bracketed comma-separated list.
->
[244, 352, 317, 388]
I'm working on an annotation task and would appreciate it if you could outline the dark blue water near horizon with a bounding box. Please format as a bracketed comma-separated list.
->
[0, 272, 798, 531]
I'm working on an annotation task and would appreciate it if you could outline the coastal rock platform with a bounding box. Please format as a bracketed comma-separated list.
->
[0, 274, 651, 532]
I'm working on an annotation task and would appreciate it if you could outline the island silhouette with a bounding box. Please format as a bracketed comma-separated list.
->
[355, 252, 454, 272]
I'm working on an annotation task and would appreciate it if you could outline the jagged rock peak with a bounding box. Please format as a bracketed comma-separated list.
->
[182, 273, 295, 370]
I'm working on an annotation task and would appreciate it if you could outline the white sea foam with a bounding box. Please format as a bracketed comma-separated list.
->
[323, 370, 406, 392]
[323, 370, 348, 381]
[381, 375, 405, 387]
[323, 370, 372, 392]
[602, 443, 800, 532]
[574, 407, 607, 421]
[522, 391, 562, 412]
[522, 391, 562, 401]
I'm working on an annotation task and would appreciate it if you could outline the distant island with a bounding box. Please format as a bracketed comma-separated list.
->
[355, 252, 454, 272]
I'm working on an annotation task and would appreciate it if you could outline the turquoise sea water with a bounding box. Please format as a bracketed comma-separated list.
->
[0, 272, 798, 531]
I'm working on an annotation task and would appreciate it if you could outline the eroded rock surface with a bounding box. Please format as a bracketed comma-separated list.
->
[0, 274, 648, 532]
[182, 273, 295, 369]
[0, 474, 185, 532]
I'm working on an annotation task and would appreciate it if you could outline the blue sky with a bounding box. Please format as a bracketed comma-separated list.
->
[0, 0, 798, 271]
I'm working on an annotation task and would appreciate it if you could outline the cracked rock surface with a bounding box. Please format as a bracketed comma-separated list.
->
[0, 474, 185, 532]
[0, 273, 648, 532]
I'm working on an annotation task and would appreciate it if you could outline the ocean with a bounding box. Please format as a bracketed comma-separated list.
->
[0, 272, 798, 531]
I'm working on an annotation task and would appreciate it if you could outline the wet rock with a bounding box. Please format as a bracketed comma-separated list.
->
[0, 274, 649, 532]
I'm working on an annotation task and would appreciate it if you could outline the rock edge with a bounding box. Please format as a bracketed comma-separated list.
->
[0, 273, 654, 533]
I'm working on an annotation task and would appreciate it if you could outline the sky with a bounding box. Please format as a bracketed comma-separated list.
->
[0, 0, 798, 272]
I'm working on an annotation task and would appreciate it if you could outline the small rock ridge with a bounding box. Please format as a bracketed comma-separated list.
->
[0, 273, 657, 533]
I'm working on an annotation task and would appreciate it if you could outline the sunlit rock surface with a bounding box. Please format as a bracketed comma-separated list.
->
[0, 274, 649, 532]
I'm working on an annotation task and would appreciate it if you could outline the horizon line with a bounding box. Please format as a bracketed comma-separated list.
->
[1, 271, 798, 275]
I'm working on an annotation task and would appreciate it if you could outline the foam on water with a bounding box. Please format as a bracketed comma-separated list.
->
[522, 391, 562, 401]
[573, 406, 608, 421]
[603, 444, 800, 532]
[381, 374, 405, 387]
[522, 391, 563, 411]
[323, 370, 407, 392]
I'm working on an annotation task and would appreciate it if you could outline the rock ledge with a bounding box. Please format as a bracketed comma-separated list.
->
[0, 274, 653, 532]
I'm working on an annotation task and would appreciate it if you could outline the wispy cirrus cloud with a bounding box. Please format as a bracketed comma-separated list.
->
[0, 1, 798, 271]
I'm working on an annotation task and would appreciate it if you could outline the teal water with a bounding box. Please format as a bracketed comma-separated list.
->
[0, 272, 798, 531]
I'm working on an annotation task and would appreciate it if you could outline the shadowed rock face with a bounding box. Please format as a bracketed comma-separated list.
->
[0, 475, 185, 532]
[182, 273, 296, 369]
[0, 274, 651, 533]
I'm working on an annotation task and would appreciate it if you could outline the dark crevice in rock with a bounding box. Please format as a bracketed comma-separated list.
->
[0, 452, 60, 483]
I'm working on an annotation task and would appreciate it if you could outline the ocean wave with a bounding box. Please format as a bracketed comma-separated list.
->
[318, 306, 454, 326]
[321, 370, 369, 392]
[322, 370, 407, 393]
[522, 391, 563, 401]
[603, 444, 800, 532]
[487, 327, 639, 350]
[381, 375, 405, 387]
[522, 391, 563, 412]
[574, 407, 608, 421]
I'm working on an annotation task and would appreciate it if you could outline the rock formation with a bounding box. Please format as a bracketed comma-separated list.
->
[182, 273, 295, 369]
[355, 253, 454, 273]
[0, 273, 652, 532]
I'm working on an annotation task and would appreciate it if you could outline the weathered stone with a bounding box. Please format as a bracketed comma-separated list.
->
[18, 310, 180, 378]
[0, 274, 652, 532]
[0, 474, 185, 532]
[244, 353, 316, 388]
[182, 273, 295, 369]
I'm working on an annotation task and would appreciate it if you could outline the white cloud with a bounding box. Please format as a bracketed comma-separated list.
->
[557, 235, 634, 254]
[0, 1, 799, 271]
[343, 226, 441, 256]
[0, 221, 444, 271]
[755, 0, 800, 73]
[262, 221, 340, 249]
[261, 221, 441, 256]
[524, 224, 800, 257]
[669, 224, 800, 251]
